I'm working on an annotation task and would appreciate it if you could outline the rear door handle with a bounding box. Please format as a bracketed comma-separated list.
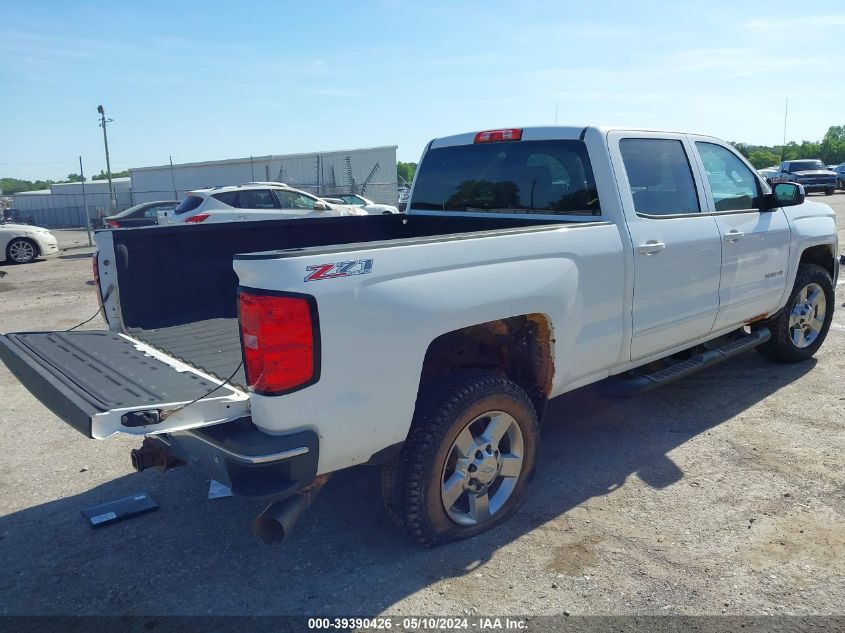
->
[637, 240, 666, 255]
[724, 230, 745, 242]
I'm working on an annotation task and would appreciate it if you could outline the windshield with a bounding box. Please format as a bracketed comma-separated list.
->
[411, 139, 600, 216]
[789, 160, 826, 171]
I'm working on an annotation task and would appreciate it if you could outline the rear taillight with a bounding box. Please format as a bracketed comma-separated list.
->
[238, 290, 319, 395]
[106, 219, 121, 228]
[474, 128, 523, 143]
[185, 213, 210, 224]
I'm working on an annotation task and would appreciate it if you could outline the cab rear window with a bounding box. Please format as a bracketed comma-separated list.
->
[410, 140, 600, 216]
[174, 195, 204, 215]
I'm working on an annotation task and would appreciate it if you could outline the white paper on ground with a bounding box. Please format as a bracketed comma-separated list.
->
[208, 479, 233, 499]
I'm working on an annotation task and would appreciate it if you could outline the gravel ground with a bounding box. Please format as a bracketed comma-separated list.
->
[0, 202, 843, 618]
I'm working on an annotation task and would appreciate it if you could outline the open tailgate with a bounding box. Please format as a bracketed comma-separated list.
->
[0, 330, 249, 439]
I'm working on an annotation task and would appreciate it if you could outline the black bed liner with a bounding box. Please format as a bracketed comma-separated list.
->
[128, 318, 245, 389]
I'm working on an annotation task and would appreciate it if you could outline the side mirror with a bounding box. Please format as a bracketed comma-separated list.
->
[764, 182, 804, 210]
[313, 201, 328, 211]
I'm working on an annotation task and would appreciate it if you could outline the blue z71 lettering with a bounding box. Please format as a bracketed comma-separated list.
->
[304, 259, 373, 282]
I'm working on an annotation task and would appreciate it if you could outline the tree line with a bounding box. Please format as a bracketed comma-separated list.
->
[732, 125, 845, 169]
[1, 170, 130, 195]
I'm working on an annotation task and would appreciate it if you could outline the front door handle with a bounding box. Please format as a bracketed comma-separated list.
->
[637, 240, 666, 255]
[724, 230, 745, 242]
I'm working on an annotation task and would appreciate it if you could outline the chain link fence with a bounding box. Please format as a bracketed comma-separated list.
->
[10, 182, 402, 230]
[9, 191, 133, 229]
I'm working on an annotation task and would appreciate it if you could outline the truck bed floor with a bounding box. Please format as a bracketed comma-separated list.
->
[128, 318, 246, 389]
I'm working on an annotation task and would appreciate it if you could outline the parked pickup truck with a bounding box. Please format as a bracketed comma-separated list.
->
[0, 127, 838, 546]
[773, 159, 838, 195]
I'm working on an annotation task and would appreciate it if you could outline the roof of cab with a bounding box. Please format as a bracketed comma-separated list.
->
[428, 125, 721, 149]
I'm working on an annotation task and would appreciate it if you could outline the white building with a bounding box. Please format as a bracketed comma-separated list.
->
[12, 178, 132, 227]
[130, 146, 398, 205]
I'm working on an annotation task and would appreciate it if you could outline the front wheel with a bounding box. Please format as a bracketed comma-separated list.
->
[6, 238, 37, 264]
[382, 370, 539, 546]
[825, 187, 835, 196]
[756, 263, 834, 363]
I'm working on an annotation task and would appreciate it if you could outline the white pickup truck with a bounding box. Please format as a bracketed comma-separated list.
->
[0, 126, 838, 546]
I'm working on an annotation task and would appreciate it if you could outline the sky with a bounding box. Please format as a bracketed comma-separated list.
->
[1, 0, 844, 181]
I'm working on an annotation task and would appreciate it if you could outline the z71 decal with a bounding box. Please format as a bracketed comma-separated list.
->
[304, 259, 373, 282]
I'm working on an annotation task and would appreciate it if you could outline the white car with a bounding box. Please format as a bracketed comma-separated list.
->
[1, 223, 59, 264]
[322, 193, 400, 214]
[158, 183, 367, 225]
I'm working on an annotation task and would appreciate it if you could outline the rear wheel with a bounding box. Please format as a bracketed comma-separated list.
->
[825, 187, 835, 196]
[756, 263, 834, 363]
[382, 370, 539, 546]
[6, 238, 37, 264]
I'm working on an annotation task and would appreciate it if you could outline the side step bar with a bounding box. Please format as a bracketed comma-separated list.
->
[602, 328, 770, 398]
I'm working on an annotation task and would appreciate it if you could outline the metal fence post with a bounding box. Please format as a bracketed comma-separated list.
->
[80, 156, 92, 246]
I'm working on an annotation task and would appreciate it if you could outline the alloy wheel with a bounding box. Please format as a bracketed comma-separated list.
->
[9, 239, 35, 263]
[788, 282, 826, 349]
[440, 410, 524, 526]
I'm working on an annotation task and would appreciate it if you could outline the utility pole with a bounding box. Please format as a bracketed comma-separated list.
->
[169, 155, 178, 200]
[97, 105, 117, 213]
[780, 98, 789, 163]
[79, 156, 92, 246]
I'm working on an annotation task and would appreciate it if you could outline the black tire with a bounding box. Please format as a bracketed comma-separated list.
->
[825, 187, 835, 196]
[756, 263, 834, 363]
[382, 370, 539, 546]
[6, 237, 38, 264]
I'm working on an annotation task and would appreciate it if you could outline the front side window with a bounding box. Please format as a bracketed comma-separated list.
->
[695, 142, 760, 211]
[276, 190, 317, 210]
[237, 189, 278, 209]
[411, 139, 600, 216]
[620, 138, 700, 215]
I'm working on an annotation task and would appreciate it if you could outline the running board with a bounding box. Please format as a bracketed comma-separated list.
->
[602, 328, 771, 398]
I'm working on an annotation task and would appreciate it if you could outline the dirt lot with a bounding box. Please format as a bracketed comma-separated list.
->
[1, 203, 844, 619]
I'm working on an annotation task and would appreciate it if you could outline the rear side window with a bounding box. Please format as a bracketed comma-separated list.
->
[174, 195, 203, 215]
[212, 191, 239, 207]
[620, 138, 700, 216]
[236, 189, 278, 209]
[411, 140, 600, 216]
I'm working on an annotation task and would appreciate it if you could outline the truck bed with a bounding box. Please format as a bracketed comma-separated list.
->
[107, 213, 567, 385]
[127, 319, 245, 388]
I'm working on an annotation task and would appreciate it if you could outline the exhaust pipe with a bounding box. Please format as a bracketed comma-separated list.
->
[131, 437, 185, 473]
[253, 475, 330, 545]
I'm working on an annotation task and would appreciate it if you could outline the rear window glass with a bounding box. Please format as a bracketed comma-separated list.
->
[174, 195, 203, 215]
[411, 140, 600, 216]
